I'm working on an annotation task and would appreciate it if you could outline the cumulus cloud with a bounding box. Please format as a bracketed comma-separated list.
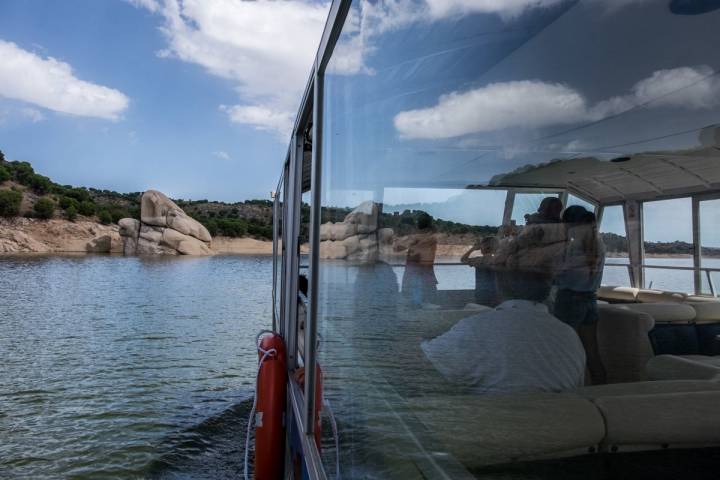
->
[127, 0, 328, 138]
[395, 65, 720, 139]
[0, 39, 129, 120]
[220, 104, 295, 138]
[212, 150, 231, 160]
[20, 107, 45, 123]
[125, 0, 161, 13]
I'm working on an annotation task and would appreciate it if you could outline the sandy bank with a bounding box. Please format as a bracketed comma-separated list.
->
[0, 217, 122, 254]
[211, 236, 274, 255]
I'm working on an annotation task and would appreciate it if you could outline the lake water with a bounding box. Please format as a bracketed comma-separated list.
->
[2, 254, 718, 480]
[0, 255, 272, 480]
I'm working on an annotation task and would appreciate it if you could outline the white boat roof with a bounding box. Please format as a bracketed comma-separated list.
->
[489, 140, 720, 204]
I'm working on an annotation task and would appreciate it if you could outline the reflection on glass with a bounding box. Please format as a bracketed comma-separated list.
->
[511, 193, 561, 226]
[310, 0, 720, 477]
[643, 198, 693, 266]
[599, 205, 628, 266]
[700, 199, 720, 295]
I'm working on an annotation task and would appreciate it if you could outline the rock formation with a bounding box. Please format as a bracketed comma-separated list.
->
[118, 190, 213, 256]
[319, 201, 394, 263]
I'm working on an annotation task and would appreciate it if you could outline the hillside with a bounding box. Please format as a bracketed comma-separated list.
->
[0, 150, 274, 242]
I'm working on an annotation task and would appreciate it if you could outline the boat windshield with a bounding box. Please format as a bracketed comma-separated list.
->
[305, 0, 720, 477]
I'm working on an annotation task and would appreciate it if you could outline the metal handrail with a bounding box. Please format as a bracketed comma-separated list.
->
[604, 262, 719, 296]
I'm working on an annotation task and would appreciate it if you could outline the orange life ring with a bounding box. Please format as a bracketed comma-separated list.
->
[255, 333, 287, 480]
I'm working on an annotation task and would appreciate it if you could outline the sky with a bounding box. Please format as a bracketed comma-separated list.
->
[0, 0, 330, 202]
[0, 0, 718, 246]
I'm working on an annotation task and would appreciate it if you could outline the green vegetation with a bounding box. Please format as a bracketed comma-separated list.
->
[0, 188, 22, 217]
[98, 210, 113, 225]
[0, 165, 10, 183]
[65, 205, 78, 222]
[33, 198, 55, 219]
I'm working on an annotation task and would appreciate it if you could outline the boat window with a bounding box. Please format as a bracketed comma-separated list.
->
[599, 205, 630, 286]
[643, 198, 694, 292]
[312, 0, 720, 477]
[699, 199, 720, 295]
[510, 192, 561, 226]
[273, 172, 285, 326]
[566, 194, 595, 212]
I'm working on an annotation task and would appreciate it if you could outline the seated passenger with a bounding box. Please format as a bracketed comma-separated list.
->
[461, 236, 499, 306]
[524, 196, 563, 225]
[421, 268, 586, 395]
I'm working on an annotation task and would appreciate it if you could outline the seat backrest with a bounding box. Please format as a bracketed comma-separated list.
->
[597, 286, 639, 303]
[618, 303, 696, 323]
[636, 289, 687, 303]
[597, 305, 655, 383]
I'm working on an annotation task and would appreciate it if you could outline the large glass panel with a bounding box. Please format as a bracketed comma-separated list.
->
[598, 205, 630, 287]
[700, 199, 720, 296]
[643, 198, 694, 292]
[511, 192, 560, 226]
[314, 1, 720, 478]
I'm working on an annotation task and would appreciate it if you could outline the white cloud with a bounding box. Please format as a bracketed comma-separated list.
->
[395, 65, 720, 139]
[126, 0, 161, 13]
[20, 107, 45, 123]
[0, 39, 129, 120]
[131, 0, 329, 138]
[425, 0, 566, 19]
[212, 150, 231, 160]
[630, 65, 720, 109]
[395, 80, 589, 139]
[220, 104, 294, 138]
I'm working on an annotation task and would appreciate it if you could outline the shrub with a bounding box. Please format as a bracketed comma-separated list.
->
[33, 197, 55, 219]
[0, 189, 22, 217]
[59, 196, 79, 210]
[0, 165, 9, 183]
[66, 205, 78, 222]
[78, 200, 96, 216]
[98, 209, 112, 225]
[10, 161, 35, 185]
[29, 174, 52, 194]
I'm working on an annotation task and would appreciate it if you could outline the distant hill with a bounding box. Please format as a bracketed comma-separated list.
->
[0, 150, 274, 240]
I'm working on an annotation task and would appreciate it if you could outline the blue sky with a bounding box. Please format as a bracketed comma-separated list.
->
[0, 0, 329, 201]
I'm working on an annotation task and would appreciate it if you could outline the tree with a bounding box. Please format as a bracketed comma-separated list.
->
[11, 161, 35, 185]
[78, 200, 96, 216]
[65, 205, 78, 222]
[29, 174, 53, 194]
[0, 189, 22, 217]
[98, 209, 112, 224]
[59, 196, 79, 210]
[33, 197, 55, 219]
[0, 165, 9, 183]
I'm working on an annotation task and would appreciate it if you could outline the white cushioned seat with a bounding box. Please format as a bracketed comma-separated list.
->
[597, 286, 638, 302]
[646, 354, 720, 381]
[577, 379, 720, 399]
[685, 295, 720, 303]
[593, 391, 720, 448]
[407, 393, 605, 468]
[617, 303, 697, 324]
[687, 301, 720, 323]
[636, 289, 687, 303]
[597, 305, 654, 383]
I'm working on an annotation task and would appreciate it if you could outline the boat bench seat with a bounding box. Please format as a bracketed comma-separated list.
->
[647, 355, 720, 381]
[407, 380, 720, 468]
[598, 286, 719, 305]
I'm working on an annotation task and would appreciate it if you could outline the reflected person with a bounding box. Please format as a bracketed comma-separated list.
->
[553, 205, 606, 385]
[460, 235, 499, 306]
[421, 267, 585, 395]
[525, 197, 563, 225]
[401, 212, 438, 306]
